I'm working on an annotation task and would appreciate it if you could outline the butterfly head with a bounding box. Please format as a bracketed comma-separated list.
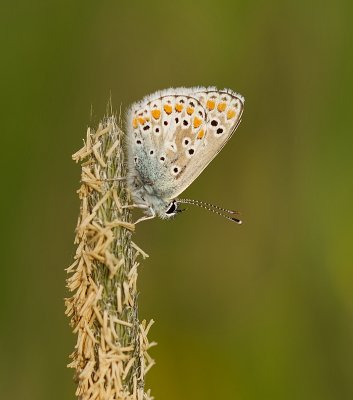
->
[165, 200, 178, 217]
[164, 200, 186, 218]
[148, 199, 183, 219]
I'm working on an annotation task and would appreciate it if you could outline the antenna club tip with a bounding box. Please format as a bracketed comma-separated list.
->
[230, 210, 241, 215]
[232, 218, 243, 224]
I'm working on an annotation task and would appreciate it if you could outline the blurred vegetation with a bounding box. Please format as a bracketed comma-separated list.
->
[0, 1, 352, 399]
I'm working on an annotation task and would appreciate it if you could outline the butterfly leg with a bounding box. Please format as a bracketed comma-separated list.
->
[134, 207, 156, 225]
[121, 203, 156, 224]
[122, 203, 149, 210]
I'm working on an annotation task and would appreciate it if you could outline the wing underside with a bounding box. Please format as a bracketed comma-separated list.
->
[127, 87, 244, 200]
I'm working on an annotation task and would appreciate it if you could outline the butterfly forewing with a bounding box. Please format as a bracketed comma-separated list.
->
[175, 89, 244, 196]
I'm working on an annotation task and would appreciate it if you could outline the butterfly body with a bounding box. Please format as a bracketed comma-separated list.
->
[126, 87, 244, 221]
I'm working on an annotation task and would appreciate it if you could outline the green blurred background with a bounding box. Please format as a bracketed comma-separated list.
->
[1, 1, 353, 399]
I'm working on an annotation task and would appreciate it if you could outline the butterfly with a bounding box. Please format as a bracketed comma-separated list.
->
[126, 86, 244, 224]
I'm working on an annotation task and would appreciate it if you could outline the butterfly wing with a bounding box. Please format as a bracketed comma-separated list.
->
[126, 87, 244, 201]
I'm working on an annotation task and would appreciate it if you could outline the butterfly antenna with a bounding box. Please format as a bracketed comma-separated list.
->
[177, 198, 242, 224]
[183, 199, 241, 215]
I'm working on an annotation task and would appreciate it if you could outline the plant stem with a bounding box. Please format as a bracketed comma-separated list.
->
[66, 115, 155, 400]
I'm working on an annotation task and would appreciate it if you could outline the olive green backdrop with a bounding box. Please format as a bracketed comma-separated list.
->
[1, 1, 352, 399]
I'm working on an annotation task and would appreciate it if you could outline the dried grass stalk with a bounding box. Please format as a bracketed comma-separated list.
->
[66, 116, 155, 400]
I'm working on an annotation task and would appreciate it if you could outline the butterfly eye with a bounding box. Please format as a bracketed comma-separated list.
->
[165, 200, 177, 215]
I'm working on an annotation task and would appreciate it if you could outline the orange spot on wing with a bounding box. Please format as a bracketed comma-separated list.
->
[132, 118, 138, 128]
[138, 117, 145, 125]
[186, 107, 194, 115]
[197, 129, 205, 139]
[206, 100, 215, 110]
[227, 109, 236, 119]
[175, 103, 183, 112]
[193, 117, 202, 129]
[164, 104, 173, 114]
[151, 109, 161, 119]
[217, 102, 227, 112]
